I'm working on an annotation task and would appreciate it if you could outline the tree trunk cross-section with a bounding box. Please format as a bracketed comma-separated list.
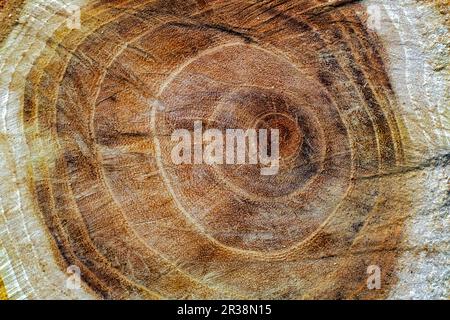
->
[0, 0, 448, 299]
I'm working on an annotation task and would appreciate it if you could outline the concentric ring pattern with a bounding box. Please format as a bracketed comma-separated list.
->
[0, 0, 449, 300]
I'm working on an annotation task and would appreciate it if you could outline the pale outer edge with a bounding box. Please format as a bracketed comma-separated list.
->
[0, 0, 94, 300]
[366, 0, 449, 300]
[0, 0, 448, 299]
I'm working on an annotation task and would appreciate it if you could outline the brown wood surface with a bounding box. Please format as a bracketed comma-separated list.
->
[0, 0, 448, 300]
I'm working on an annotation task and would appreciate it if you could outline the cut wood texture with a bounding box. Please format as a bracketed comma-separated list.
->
[0, 0, 448, 300]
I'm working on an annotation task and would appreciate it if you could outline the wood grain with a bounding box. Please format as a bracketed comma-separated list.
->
[0, 0, 448, 299]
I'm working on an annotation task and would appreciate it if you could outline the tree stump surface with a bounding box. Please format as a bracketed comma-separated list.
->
[0, 0, 448, 299]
